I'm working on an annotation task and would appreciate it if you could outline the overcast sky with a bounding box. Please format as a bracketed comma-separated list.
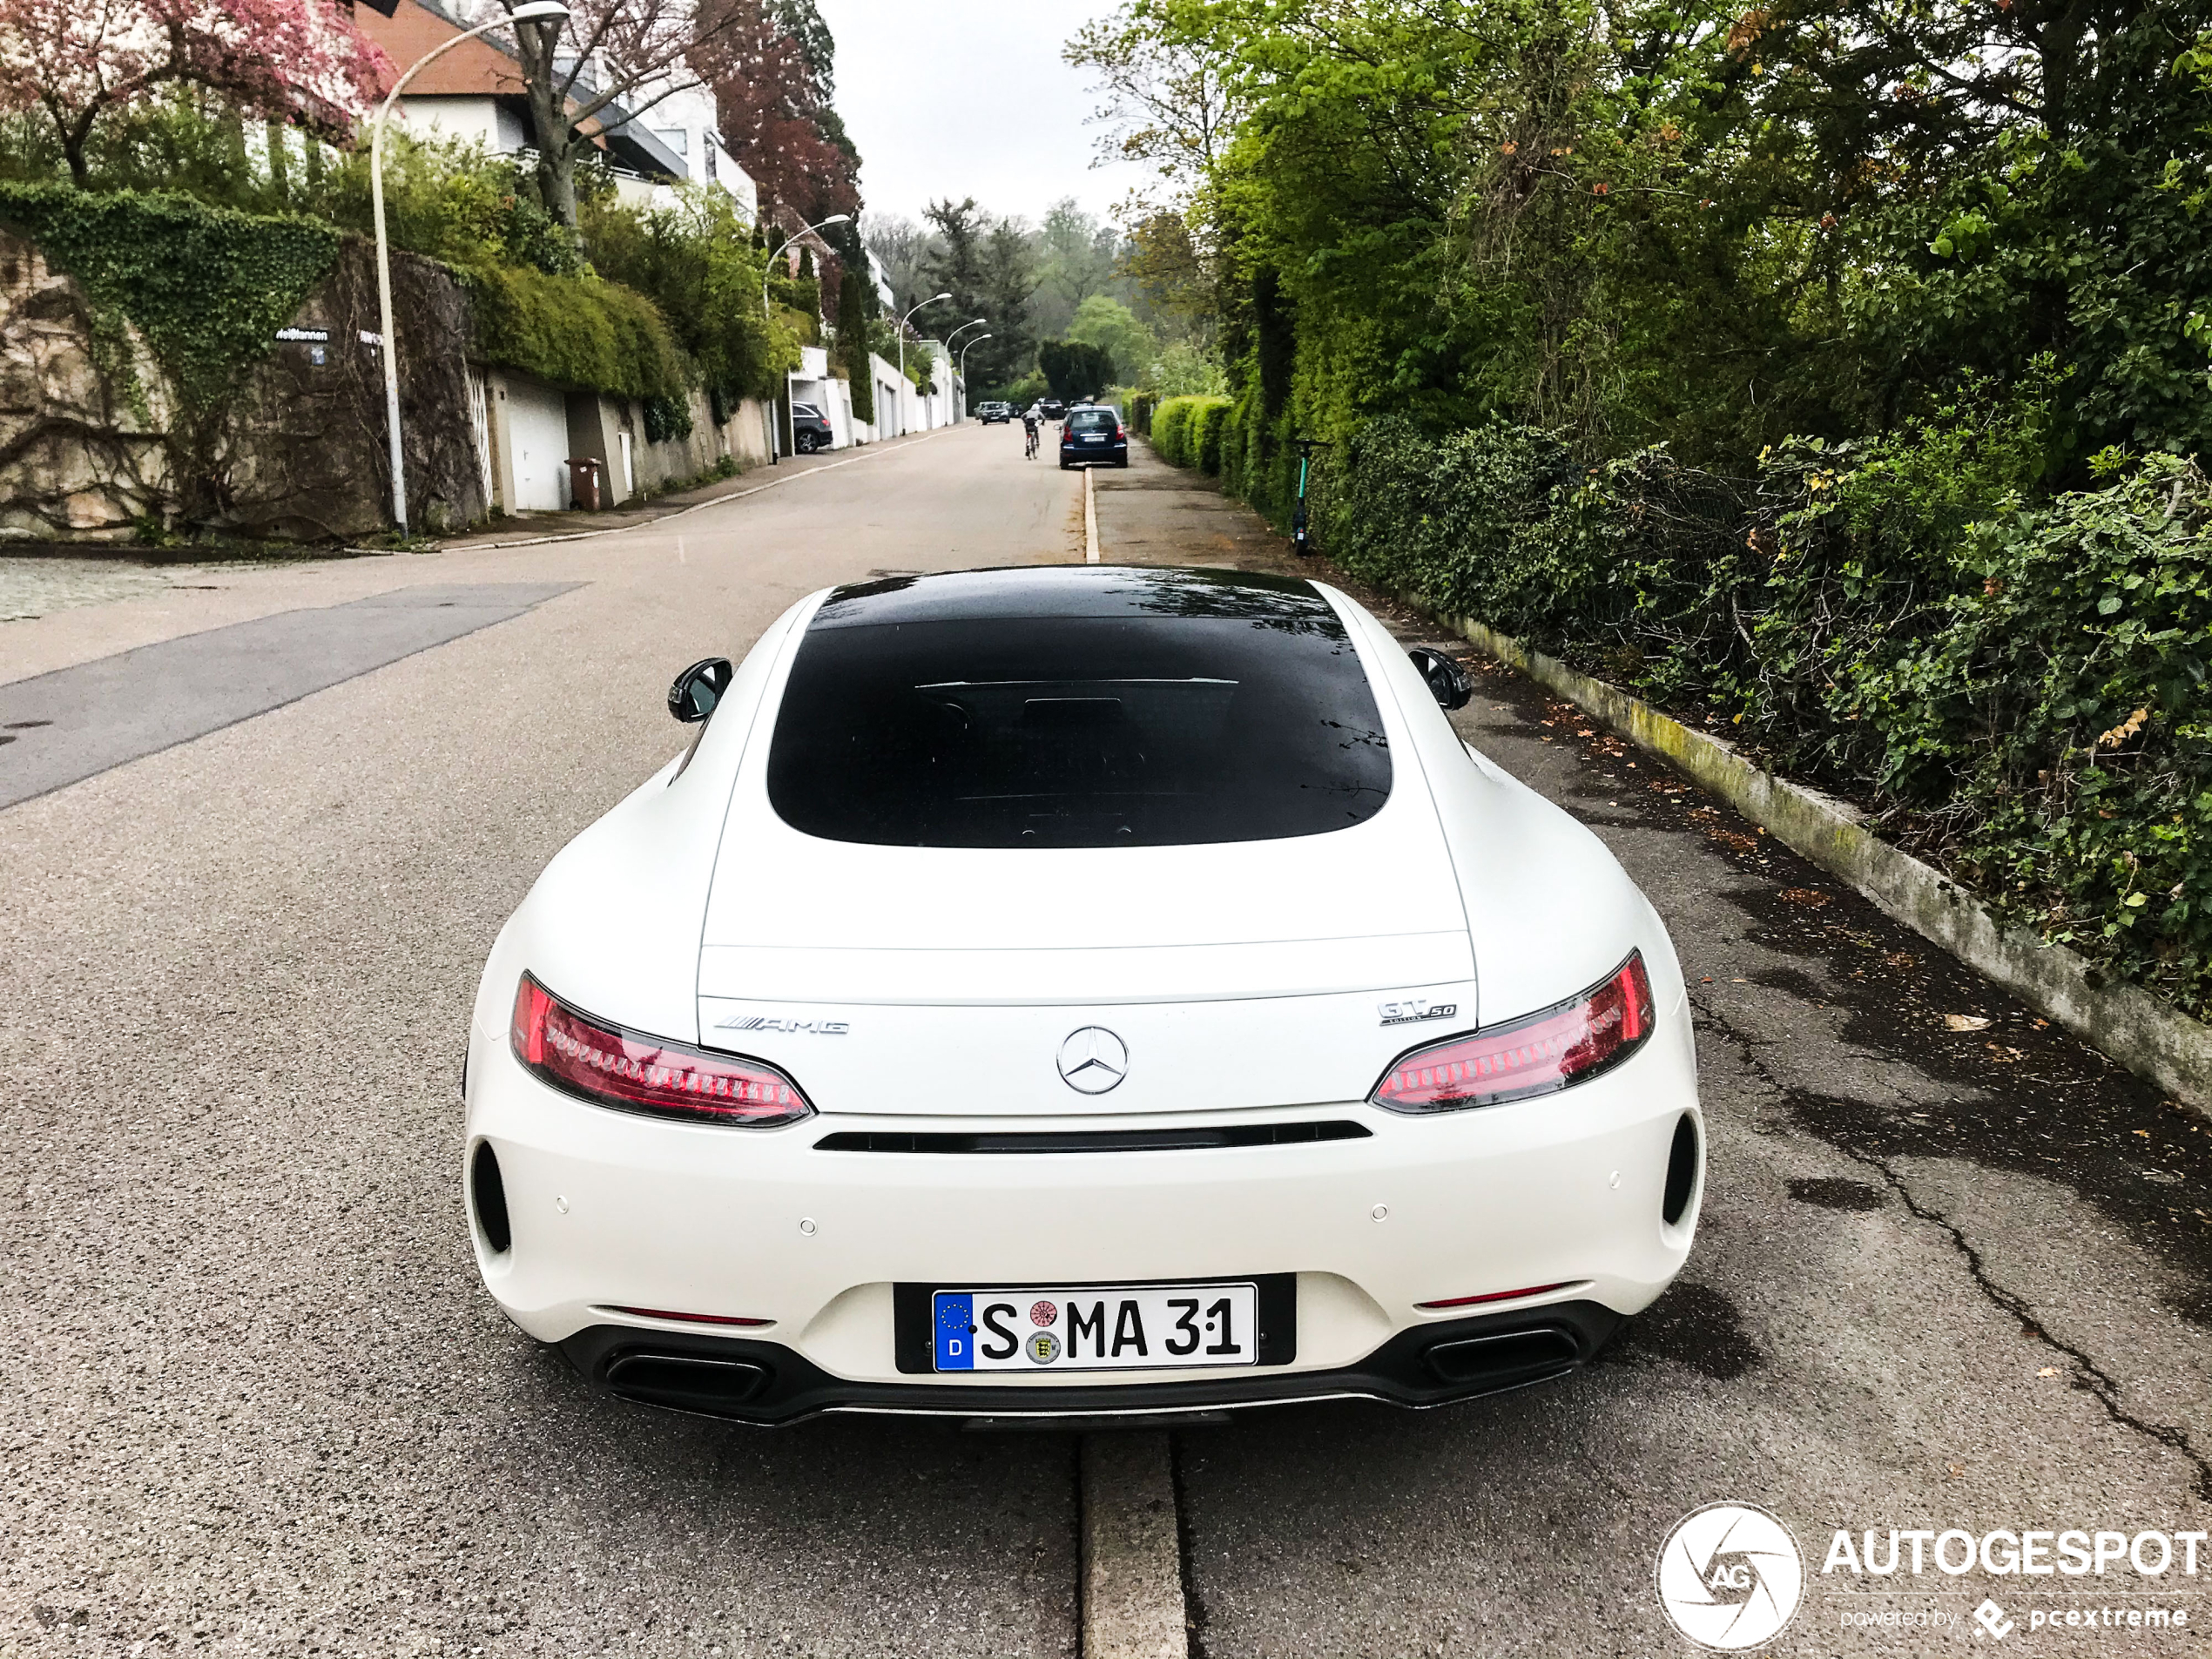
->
[814, 0, 1151, 230]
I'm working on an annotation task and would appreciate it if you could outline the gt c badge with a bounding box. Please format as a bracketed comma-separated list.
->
[716, 1015, 851, 1035]
[1378, 998, 1458, 1028]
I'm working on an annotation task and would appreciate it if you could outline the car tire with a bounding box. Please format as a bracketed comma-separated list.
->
[795, 433, 819, 455]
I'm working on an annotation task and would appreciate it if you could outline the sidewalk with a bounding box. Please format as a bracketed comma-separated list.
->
[439, 427, 950, 552]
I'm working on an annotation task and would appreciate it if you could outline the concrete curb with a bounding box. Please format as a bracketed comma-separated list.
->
[1426, 609, 2212, 1116]
[1080, 1433, 1188, 1659]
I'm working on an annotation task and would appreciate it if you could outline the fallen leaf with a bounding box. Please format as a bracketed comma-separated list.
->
[1945, 1014, 1992, 1032]
[2134, 1130, 2151, 1137]
[1947, 1464, 1965, 1479]
[2037, 1366, 2060, 1378]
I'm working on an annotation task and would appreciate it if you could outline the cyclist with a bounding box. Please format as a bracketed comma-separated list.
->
[1021, 407, 1040, 459]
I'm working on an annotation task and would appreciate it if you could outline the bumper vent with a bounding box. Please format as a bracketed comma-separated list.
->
[1662, 1114, 1700, 1226]
[814, 1121, 1372, 1156]
[470, 1142, 511, 1255]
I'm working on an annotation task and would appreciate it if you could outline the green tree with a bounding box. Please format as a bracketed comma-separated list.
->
[1066, 293, 1155, 386]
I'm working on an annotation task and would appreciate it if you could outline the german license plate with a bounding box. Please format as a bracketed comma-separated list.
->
[933, 1282, 1258, 1372]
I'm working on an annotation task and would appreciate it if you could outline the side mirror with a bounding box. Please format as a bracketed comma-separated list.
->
[1406, 646, 1473, 711]
[668, 657, 733, 724]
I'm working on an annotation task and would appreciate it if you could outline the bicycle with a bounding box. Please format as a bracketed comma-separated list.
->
[1022, 418, 1040, 460]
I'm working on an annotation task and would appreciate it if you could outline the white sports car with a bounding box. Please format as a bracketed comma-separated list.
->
[463, 565, 1703, 1424]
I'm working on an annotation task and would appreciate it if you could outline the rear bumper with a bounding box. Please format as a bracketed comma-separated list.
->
[1060, 442, 1129, 464]
[463, 1001, 1703, 1392]
[558, 1298, 1626, 1426]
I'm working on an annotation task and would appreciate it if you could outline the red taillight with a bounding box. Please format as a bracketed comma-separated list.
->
[1418, 1282, 1576, 1310]
[1115, 424, 1125, 440]
[1371, 952, 1655, 1113]
[510, 974, 813, 1127]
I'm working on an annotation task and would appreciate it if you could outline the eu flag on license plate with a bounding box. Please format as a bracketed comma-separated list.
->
[934, 1291, 974, 1370]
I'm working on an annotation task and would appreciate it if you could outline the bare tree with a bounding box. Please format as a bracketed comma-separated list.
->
[1062, 6, 1238, 190]
[492, 0, 743, 229]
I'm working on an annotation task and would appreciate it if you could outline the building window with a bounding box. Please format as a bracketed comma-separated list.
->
[655, 127, 688, 156]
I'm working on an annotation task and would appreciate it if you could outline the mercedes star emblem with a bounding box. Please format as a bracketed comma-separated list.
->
[1056, 1027, 1129, 1094]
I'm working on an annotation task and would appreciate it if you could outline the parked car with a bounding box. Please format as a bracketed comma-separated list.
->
[792, 401, 834, 454]
[977, 401, 1014, 425]
[1060, 404, 1130, 469]
[1039, 399, 1066, 420]
[463, 564, 1701, 1425]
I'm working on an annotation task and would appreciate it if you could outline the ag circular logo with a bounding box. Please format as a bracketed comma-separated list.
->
[1656, 1501, 1804, 1650]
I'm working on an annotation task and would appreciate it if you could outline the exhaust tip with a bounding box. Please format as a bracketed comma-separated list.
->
[1662, 1114, 1701, 1226]
[606, 1352, 771, 1415]
[1423, 1325, 1580, 1391]
[470, 1141, 511, 1255]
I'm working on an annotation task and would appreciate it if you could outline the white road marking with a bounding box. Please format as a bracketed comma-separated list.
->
[445, 428, 948, 551]
[1085, 465, 1101, 563]
[1081, 1432, 1189, 1659]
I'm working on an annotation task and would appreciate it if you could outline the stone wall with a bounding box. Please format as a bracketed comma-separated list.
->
[0, 230, 484, 542]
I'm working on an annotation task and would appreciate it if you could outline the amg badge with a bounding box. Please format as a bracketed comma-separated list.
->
[1378, 998, 1457, 1028]
[715, 1015, 851, 1035]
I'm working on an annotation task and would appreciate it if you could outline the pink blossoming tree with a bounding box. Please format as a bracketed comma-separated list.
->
[0, 0, 389, 185]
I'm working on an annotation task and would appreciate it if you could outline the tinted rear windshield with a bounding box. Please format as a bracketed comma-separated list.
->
[1067, 408, 1117, 431]
[768, 605, 1391, 849]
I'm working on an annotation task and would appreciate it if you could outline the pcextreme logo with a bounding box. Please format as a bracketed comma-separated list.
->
[1656, 1501, 1806, 1650]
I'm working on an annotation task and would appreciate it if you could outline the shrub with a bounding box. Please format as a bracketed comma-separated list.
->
[467, 265, 686, 402]
[1150, 395, 1197, 465]
[1150, 395, 1231, 469]
[1193, 397, 1232, 474]
[1320, 409, 2212, 1019]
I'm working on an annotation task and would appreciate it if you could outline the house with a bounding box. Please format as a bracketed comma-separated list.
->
[349, 0, 776, 515]
[353, 0, 736, 207]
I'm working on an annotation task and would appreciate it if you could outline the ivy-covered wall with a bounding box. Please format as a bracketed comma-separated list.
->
[0, 185, 483, 538]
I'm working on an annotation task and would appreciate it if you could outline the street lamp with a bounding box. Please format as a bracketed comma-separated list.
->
[944, 319, 988, 420]
[759, 212, 852, 462]
[371, 0, 570, 535]
[957, 333, 994, 382]
[759, 213, 853, 320]
[896, 291, 950, 434]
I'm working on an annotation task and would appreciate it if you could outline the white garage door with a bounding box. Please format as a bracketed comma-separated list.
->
[506, 381, 570, 511]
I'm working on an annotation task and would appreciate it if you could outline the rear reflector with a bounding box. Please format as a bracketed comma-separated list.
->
[511, 974, 813, 1127]
[1371, 951, 1655, 1112]
[1418, 1282, 1575, 1311]
[606, 1305, 773, 1328]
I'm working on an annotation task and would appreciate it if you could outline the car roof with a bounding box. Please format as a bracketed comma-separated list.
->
[810, 563, 1336, 631]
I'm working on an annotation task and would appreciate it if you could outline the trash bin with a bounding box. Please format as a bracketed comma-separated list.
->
[566, 456, 603, 511]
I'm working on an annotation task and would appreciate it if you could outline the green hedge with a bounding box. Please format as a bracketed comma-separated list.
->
[1322, 415, 2212, 1020]
[1150, 395, 1230, 469]
[466, 264, 686, 402]
[1192, 398, 1233, 474]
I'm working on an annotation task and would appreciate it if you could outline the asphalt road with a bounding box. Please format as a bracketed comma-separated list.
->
[2, 422, 2206, 1658]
